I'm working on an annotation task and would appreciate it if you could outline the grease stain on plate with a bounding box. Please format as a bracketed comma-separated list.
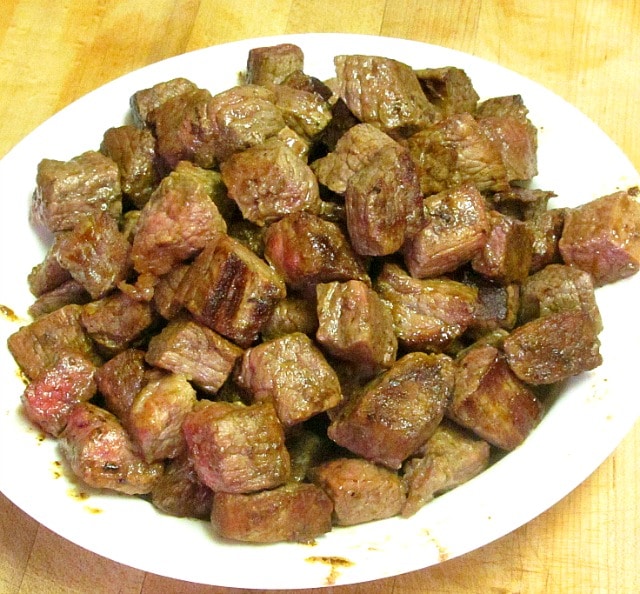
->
[306, 555, 355, 586]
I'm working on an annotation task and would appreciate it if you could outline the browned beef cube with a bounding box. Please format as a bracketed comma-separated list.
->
[308, 457, 405, 526]
[31, 151, 122, 233]
[56, 212, 131, 300]
[415, 66, 479, 116]
[375, 263, 477, 352]
[491, 186, 556, 220]
[130, 77, 199, 127]
[27, 280, 91, 319]
[80, 291, 156, 355]
[264, 211, 369, 295]
[328, 352, 455, 469]
[152, 263, 189, 320]
[316, 280, 397, 374]
[21, 351, 98, 437]
[334, 54, 439, 135]
[245, 43, 305, 86]
[407, 113, 509, 195]
[282, 69, 334, 101]
[471, 210, 534, 284]
[59, 402, 163, 494]
[345, 143, 423, 256]
[519, 263, 602, 333]
[128, 372, 197, 463]
[271, 84, 333, 141]
[311, 123, 397, 194]
[182, 400, 290, 493]
[145, 317, 243, 395]
[220, 137, 322, 226]
[558, 188, 640, 286]
[27, 234, 71, 297]
[100, 125, 159, 208]
[403, 182, 489, 278]
[236, 332, 342, 427]
[449, 344, 543, 450]
[401, 421, 490, 517]
[7, 304, 100, 380]
[503, 310, 602, 385]
[176, 234, 286, 348]
[466, 276, 520, 335]
[131, 161, 227, 277]
[212, 482, 333, 543]
[261, 295, 318, 340]
[274, 125, 310, 162]
[526, 208, 566, 273]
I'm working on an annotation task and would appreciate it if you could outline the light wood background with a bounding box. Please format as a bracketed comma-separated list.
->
[1, 1, 639, 593]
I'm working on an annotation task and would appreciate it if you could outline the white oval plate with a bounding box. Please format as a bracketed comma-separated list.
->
[0, 33, 639, 590]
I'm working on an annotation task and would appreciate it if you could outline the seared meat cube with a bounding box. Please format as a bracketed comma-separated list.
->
[407, 113, 509, 195]
[176, 234, 286, 348]
[401, 421, 490, 517]
[100, 125, 159, 208]
[212, 483, 333, 543]
[264, 211, 369, 295]
[7, 304, 100, 380]
[491, 186, 556, 220]
[261, 295, 318, 340]
[328, 352, 455, 469]
[21, 351, 97, 437]
[131, 161, 227, 277]
[182, 400, 290, 493]
[334, 54, 439, 135]
[345, 143, 423, 256]
[59, 402, 163, 494]
[466, 275, 520, 335]
[503, 310, 602, 385]
[220, 137, 322, 226]
[245, 43, 305, 86]
[130, 77, 199, 127]
[31, 150, 122, 233]
[151, 453, 213, 520]
[271, 84, 333, 141]
[519, 263, 602, 333]
[282, 69, 335, 102]
[27, 280, 91, 319]
[526, 208, 566, 273]
[375, 263, 477, 352]
[308, 457, 405, 526]
[449, 344, 543, 450]
[56, 211, 131, 300]
[152, 263, 189, 320]
[145, 317, 243, 395]
[128, 372, 197, 463]
[27, 234, 71, 297]
[274, 125, 310, 162]
[558, 188, 640, 286]
[471, 210, 534, 285]
[415, 66, 479, 116]
[316, 280, 397, 374]
[311, 123, 397, 194]
[236, 332, 342, 427]
[403, 182, 489, 278]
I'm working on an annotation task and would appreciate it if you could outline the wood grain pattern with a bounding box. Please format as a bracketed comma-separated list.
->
[1, 1, 638, 592]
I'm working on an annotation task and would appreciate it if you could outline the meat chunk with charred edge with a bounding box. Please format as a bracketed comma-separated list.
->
[415, 66, 480, 117]
[130, 77, 199, 128]
[27, 280, 91, 319]
[245, 43, 305, 86]
[270, 83, 333, 142]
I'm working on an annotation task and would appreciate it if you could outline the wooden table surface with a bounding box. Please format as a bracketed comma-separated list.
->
[1, 1, 638, 592]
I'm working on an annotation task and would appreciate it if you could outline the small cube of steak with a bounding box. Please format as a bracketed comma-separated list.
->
[131, 161, 227, 277]
[375, 263, 477, 352]
[282, 69, 334, 101]
[56, 212, 131, 300]
[100, 125, 159, 208]
[465, 275, 520, 335]
[31, 150, 122, 233]
[21, 351, 98, 437]
[261, 295, 318, 340]
[59, 402, 163, 494]
[415, 66, 480, 116]
[316, 280, 397, 374]
[264, 211, 370, 295]
[328, 352, 455, 469]
[526, 208, 566, 273]
[491, 186, 556, 220]
[407, 113, 509, 196]
[449, 344, 543, 450]
[519, 263, 602, 333]
[212, 482, 333, 543]
[27, 280, 91, 319]
[152, 264, 189, 320]
[176, 234, 286, 348]
[145, 317, 242, 395]
[182, 400, 290, 493]
[27, 234, 72, 297]
[236, 332, 342, 427]
[220, 137, 321, 226]
[128, 372, 196, 463]
[334, 54, 439, 135]
[503, 310, 602, 385]
[558, 188, 640, 286]
[401, 421, 490, 517]
[471, 210, 534, 285]
[7, 304, 100, 380]
[403, 182, 489, 278]
[130, 77, 199, 127]
[274, 125, 310, 162]
[345, 143, 423, 256]
[308, 457, 405, 526]
[246, 43, 305, 86]
[271, 84, 333, 141]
